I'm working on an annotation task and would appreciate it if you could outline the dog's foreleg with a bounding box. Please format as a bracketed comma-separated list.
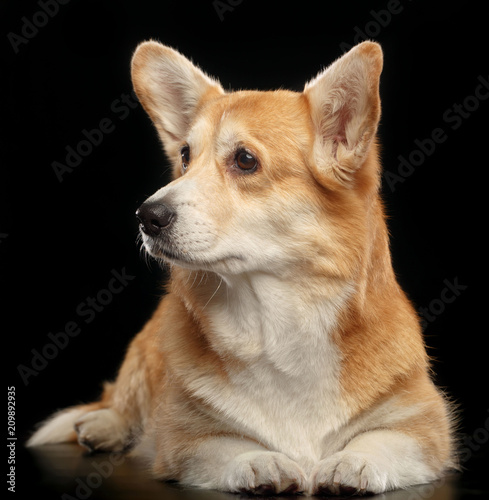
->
[157, 436, 308, 495]
[311, 429, 440, 495]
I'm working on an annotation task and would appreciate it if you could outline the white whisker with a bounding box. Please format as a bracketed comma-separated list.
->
[201, 277, 223, 311]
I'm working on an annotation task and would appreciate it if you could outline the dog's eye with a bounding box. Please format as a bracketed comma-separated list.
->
[235, 150, 258, 173]
[181, 145, 190, 173]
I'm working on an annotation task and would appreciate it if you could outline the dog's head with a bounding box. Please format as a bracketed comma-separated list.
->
[132, 41, 383, 278]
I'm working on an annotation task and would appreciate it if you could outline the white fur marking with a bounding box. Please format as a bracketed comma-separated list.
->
[190, 273, 353, 468]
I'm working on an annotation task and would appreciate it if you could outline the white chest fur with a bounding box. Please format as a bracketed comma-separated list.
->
[196, 272, 353, 468]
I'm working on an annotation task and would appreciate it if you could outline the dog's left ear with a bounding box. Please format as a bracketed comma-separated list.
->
[303, 42, 383, 186]
[131, 41, 224, 159]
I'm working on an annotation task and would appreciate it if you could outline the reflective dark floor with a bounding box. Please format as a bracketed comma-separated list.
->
[16, 443, 487, 500]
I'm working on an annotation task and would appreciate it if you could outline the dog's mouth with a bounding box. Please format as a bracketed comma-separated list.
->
[140, 233, 194, 264]
[140, 232, 244, 271]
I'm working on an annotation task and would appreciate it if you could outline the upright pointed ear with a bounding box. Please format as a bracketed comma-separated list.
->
[131, 41, 224, 158]
[303, 42, 383, 186]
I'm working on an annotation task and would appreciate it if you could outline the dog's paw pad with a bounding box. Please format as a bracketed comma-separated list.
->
[74, 408, 128, 452]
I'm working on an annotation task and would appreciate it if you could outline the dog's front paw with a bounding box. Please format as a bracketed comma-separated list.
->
[74, 409, 129, 452]
[311, 450, 390, 496]
[222, 451, 307, 496]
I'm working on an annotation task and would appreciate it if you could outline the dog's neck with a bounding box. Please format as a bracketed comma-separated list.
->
[172, 267, 353, 375]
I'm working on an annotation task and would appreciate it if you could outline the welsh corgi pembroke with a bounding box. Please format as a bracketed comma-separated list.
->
[27, 41, 456, 496]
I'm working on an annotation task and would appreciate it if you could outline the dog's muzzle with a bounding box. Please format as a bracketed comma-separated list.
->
[135, 202, 175, 237]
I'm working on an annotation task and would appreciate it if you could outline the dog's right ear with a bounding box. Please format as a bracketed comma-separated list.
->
[303, 42, 383, 187]
[131, 41, 224, 158]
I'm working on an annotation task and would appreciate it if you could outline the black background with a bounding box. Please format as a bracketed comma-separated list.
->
[2, 0, 487, 493]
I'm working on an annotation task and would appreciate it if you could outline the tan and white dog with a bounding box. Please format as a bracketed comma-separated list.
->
[27, 41, 456, 496]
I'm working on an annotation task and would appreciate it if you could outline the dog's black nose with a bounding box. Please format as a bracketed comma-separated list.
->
[136, 202, 175, 237]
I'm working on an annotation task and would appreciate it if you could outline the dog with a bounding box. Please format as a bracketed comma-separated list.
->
[27, 41, 456, 496]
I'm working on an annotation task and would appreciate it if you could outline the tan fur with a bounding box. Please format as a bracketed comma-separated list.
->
[27, 41, 456, 496]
